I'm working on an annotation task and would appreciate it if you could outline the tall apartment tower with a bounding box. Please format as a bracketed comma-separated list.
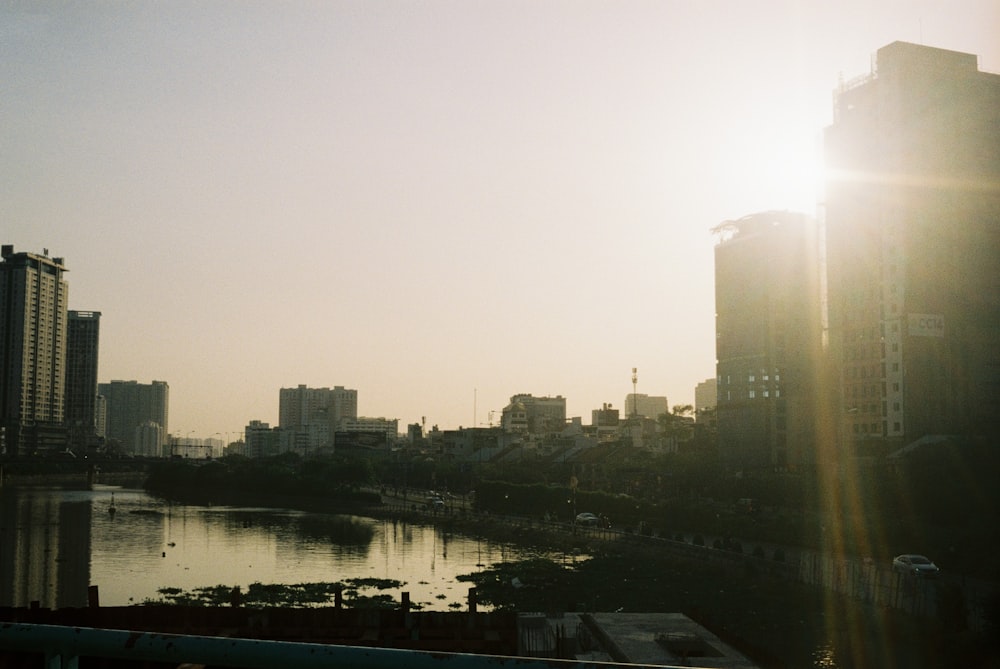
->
[714, 211, 825, 471]
[65, 311, 101, 450]
[825, 42, 1000, 449]
[278, 385, 359, 452]
[0, 245, 69, 456]
[98, 380, 170, 455]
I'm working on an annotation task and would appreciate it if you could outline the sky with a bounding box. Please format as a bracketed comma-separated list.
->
[3, 1, 999, 440]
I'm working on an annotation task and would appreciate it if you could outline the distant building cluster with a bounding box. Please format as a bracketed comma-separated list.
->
[3, 42, 996, 469]
[236, 385, 399, 458]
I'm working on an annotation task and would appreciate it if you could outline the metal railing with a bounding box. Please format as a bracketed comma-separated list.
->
[0, 622, 694, 669]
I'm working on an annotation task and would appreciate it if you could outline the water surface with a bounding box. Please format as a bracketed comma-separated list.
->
[0, 485, 550, 610]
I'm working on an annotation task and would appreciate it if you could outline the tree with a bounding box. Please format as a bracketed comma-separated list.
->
[657, 405, 694, 450]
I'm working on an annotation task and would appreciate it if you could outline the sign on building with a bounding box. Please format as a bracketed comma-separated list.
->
[908, 313, 945, 337]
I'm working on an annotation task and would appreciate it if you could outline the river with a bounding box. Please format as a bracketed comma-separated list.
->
[0, 484, 552, 610]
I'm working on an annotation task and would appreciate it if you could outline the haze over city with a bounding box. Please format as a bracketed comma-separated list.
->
[4, 1, 998, 439]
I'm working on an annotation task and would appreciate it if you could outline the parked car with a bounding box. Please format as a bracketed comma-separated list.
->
[575, 512, 599, 526]
[892, 554, 940, 577]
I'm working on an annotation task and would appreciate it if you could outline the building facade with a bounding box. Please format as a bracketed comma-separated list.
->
[590, 403, 620, 439]
[622, 394, 669, 420]
[0, 246, 69, 456]
[98, 380, 169, 455]
[64, 310, 101, 450]
[501, 394, 566, 435]
[825, 42, 1000, 449]
[278, 385, 358, 453]
[244, 420, 280, 459]
[135, 421, 165, 458]
[714, 211, 824, 471]
[694, 378, 717, 418]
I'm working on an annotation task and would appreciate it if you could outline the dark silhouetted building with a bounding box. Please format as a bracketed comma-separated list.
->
[98, 380, 169, 455]
[714, 211, 824, 471]
[65, 310, 101, 451]
[825, 42, 1000, 450]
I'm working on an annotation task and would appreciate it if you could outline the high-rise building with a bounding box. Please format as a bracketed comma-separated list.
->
[825, 42, 1000, 449]
[278, 385, 358, 453]
[98, 380, 169, 455]
[135, 421, 165, 458]
[65, 310, 101, 450]
[713, 211, 824, 470]
[0, 246, 69, 456]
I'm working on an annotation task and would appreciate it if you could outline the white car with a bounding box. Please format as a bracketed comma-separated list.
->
[575, 512, 600, 526]
[892, 554, 940, 578]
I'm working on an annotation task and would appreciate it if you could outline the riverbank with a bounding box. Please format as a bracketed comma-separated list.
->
[9, 475, 990, 667]
[137, 490, 993, 668]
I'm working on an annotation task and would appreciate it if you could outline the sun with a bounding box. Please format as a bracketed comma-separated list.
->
[722, 121, 826, 217]
[760, 139, 824, 214]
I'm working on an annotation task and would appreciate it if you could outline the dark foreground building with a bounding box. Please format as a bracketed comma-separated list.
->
[714, 211, 824, 471]
[825, 42, 1000, 451]
[65, 310, 102, 451]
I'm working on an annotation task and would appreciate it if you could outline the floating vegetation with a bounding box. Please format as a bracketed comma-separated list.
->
[146, 578, 404, 608]
[456, 557, 581, 611]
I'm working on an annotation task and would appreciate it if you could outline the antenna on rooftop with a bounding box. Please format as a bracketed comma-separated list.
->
[632, 368, 638, 419]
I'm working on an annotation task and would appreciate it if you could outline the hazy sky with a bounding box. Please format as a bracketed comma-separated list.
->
[4, 1, 998, 440]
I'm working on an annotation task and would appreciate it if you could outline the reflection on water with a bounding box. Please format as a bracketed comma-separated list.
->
[0, 486, 544, 610]
[0, 487, 93, 609]
[812, 644, 837, 668]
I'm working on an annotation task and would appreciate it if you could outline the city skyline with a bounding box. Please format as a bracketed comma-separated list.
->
[4, 2, 998, 438]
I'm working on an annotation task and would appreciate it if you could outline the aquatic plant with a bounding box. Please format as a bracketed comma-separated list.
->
[145, 578, 404, 608]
